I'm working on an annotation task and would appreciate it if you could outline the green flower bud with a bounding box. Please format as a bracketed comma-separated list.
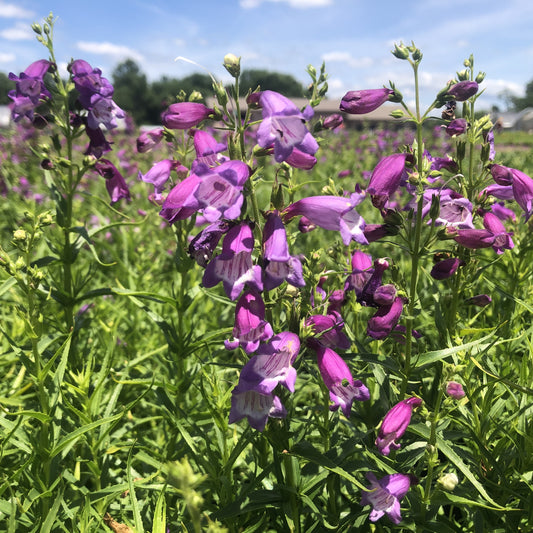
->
[15, 257, 25, 270]
[13, 229, 27, 241]
[438, 473, 459, 491]
[389, 109, 405, 119]
[213, 81, 228, 107]
[188, 90, 203, 102]
[475, 71, 486, 83]
[412, 48, 423, 62]
[223, 53, 241, 78]
[31, 23, 43, 35]
[391, 43, 410, 60]
[457, 69, 469, 81]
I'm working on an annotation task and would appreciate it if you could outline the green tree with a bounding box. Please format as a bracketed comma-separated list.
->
[112, 59, 151, 125]
[508, 79, 533, 111]
[238, 69, 304, 97]
[0, 72, 14, 105]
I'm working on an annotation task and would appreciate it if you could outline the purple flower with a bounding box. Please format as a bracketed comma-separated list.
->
[445, 118, 467, 136]
[84, 123, 112, 158]
[70, 59, 114, 108]
[8, 60, 52, 122]
[256, 90, 318, 163]
[228, 390, 286, 431]
[447, 81, 479, 101]
[136, 127, 164, 153]
[360, 472, 412, 524]
[367, 154, 409, 210]
[86, 94, 124, 130]
[490, 164, 513, 186]
[430, 257, 463, 280]
[188, 220, 230, 267]
[202, 221, 263, 300]
[159, 173, 202, 223]
[323, 113, 343, 129]
[511, 168, 533, 221]
[376, 397, 422, 456]
[345, 249, 373, 295]
[162, 102, 213, 129]
[446, 381, 466, 399]
[262, 211, 305, 290]
[357, 258, 390, 307]
[224, 290, 274, 354]
[465, 294, 492, 307]
[139, 159, 181, 200]
[490, 202, 516, 223]
[192, 129, 228, 168]
[306, 312, 350, 351]
[285, 148, 317, 170]
[93, 159, 130, 204]
[193, 160, 250, 222]
[452, 228, 495, 250]
[339, 89, 393, 115]
[482, 212, 514, 254]
[283, 192, 367, 246]
[367, 297, 404, 340]
[234, 332, 301, 394]
[315, 344, 370, 417]
[420, 189, 474, 229]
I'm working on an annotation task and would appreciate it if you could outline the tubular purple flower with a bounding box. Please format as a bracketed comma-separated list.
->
[358, 258, 390, 307]
[445, 118, 467, 136]
[367, 296, 403, 340]
[228, 390, 286, 432]
[283, 192, 368, 245]
[465, 294, 492, 307]
[376, 397, 422, 456]
[421, 189, 474, 229]
[188, 220, 231, 267]
[225, 290, 274, 354]
[367, 154, 408, 210]
[373, 284, 397, 306]
[452, 228, 495, 249]
[84, 124, 112, 158]
[234, 331, 301, 394]
[136, 127, 164, 153]
[490, 164, 513, 186]
[193, 160, 250, 222]
[306, 312, 350, 350]
[360, 472, 412, 524]
[160, 173, 202, 223]
[139, 159, 181, 200]
[430, 257, 463, 280]
[285, 148, 317, 170]
[315, 344, 370, 417]
[482, 212, 514, 254]
[345, 249, 373, 295]
[447, 81, 479, 101]
[490, 202, 516, 222]
[323, 113, 343, 129]
[339, 89, 393, 115]
[510, 168, 533, 221]
[256, 90, 318, 163]
[70, 59, 114, 108]
[162, 102, 214, 129]
[94, 159, 130, 204]
[202, 221, 263, 300]
[87, 95, 124, 130]
[262, 211, 305, 290]
[192, 129, 228, 168]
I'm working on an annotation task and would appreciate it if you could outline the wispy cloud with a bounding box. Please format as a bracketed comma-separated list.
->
[321, 51, 373, 69]
[0, 21, 34, 40]
[76, 41, 144, 63]
[0, 2, 35, 18]
[241, 0, 332, 9]
[0, 51, 15, 62]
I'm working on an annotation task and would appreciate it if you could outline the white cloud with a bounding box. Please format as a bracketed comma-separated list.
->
[484, 78, 523, 97]
[0, 21, 33, 40]
[321, 51, 373, 69]
[76, 41, 144, 63]
[0, 51, 15, 62]
[241, 0, 332, 8]
[0, 2, 34, 18]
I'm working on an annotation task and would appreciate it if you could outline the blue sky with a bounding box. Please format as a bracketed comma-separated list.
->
[1, 0, 533, 110]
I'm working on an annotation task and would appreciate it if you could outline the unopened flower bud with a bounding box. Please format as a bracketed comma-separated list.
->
[412, 48, 423, 62]
[475, 71, 486, 84]
[213, 82, 228, 107]
[438, 472, 459, 491]
[189, 90, 203, 102]
[457, 69, 469, 81]
[392, 43, 410, 60]
[31, 23, 43, 35]
[13, 229, 27, 241]
[15, 256, 25, 270]
[223, 53, 241, 78]
[446, 381, 466, 399]
[390, 109, 405, 119]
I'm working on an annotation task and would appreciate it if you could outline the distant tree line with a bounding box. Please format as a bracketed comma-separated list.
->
[110, 59, 305, 125]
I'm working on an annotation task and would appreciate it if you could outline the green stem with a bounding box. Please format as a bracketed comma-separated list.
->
[283, 453, 301, 533]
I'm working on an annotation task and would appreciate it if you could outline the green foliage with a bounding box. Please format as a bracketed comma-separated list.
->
[0, 72, 14, 105]
[238, 69, 305, 97]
